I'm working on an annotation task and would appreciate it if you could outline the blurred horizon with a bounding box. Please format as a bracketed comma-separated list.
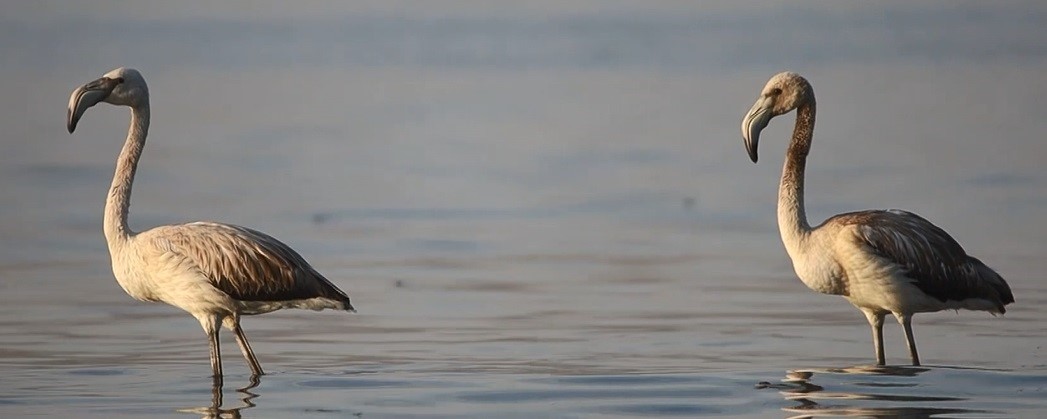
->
[5, 1, 1047, 72]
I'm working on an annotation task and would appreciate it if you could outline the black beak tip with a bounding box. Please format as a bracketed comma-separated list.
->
[67, 109, 76, 133]
[744, 141, 758, 163]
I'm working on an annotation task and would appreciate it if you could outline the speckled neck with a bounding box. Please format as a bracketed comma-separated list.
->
[104, 103, 149, 248]
[778, 99, 815, 253]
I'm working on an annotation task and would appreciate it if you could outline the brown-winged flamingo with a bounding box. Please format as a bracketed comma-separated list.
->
[67, 67, 355, 383]
[740, 71, 1013, 366]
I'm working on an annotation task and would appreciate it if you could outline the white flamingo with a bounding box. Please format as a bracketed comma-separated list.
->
[67, 67, 355, 382]
[740, 71, 1014, 366]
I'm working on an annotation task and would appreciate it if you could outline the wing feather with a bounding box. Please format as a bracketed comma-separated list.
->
[150, 222, 352, 306]
[831, 210, 1013, 311]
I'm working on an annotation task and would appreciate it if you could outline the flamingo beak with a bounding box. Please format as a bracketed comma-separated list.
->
[741, 97, 773, 163]
[67, 77, 119, 133]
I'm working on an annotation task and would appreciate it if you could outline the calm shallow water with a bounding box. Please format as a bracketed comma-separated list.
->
[8, 366, 1045, 418]
[2, 1, 1047, 417]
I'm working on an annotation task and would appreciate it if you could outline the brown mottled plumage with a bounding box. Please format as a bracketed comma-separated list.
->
[832, 210, 1013, 313]
[150, 222, 350, 306]
[67, 67, 354, 384]
[741, 72, 1013, 366]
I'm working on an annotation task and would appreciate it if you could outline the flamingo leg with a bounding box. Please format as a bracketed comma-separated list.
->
[896, 313, 921, 366]
[231, 321, 264, 377]
[199, 315, 224, 384]
[208, 327, 223, 385]
[861, 309, 886, 366]
[224, 315, 264, 376]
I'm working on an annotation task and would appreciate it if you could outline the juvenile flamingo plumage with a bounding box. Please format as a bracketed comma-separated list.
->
[740, 72, 1013, 366]
[67, 68, 355, 383]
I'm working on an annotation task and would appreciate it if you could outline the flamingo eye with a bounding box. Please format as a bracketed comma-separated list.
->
[769, 88, 782, 96]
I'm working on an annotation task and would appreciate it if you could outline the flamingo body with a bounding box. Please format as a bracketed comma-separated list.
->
[67, 67, 353, 382]
[740, 72, 1013, 365]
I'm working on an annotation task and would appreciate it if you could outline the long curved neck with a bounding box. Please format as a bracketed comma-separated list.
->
[778, 100, 815, 253]
[104, 103, 149, 247]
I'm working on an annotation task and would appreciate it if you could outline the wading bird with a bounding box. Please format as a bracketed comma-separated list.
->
[67, 68, 355, 382]
[740, 71, 1013, 366]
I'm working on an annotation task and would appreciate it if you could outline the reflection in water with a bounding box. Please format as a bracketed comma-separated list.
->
[178, 377, 260, 419]
[759, 366, 992, 418]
